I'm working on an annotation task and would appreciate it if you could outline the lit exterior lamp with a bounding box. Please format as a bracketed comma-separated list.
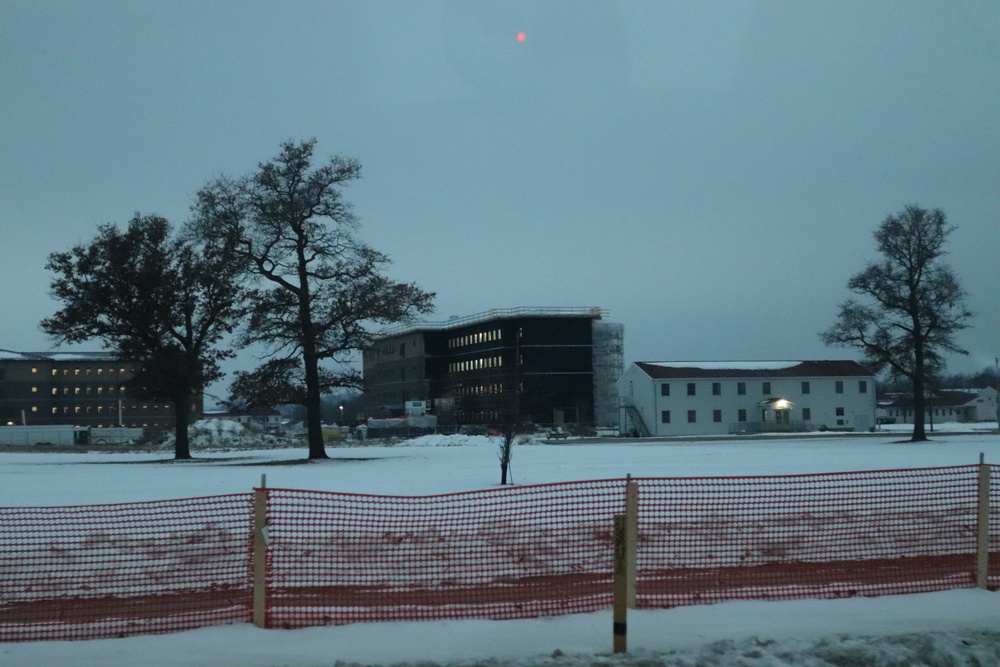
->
[339, 404, 344, 425]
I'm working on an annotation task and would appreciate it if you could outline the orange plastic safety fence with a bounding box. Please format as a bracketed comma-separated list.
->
[2, 466, 997, 642]
[633, 465, 987, 608]
[261, 480, 628, 628]
[0, 494, 254, 642]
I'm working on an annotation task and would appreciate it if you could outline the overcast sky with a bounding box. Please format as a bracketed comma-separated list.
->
[2, 1, 998, 396]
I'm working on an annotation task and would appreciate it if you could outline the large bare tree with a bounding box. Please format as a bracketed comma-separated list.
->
[821, 205, 972, 441]
[42, 214, 244, 459]
[194, 140, 434, 458]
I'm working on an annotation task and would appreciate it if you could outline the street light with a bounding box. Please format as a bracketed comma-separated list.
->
[339, 404, 344, 425]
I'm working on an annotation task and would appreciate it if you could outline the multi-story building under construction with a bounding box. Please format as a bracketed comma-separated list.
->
[362, 307, 624, 428]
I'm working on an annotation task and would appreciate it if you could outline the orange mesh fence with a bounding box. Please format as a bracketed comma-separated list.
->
[0, 494, 254, 642]
[633, 465, 987, 608]
[261, 480, 628, 628]
[1, 465, 996, 642]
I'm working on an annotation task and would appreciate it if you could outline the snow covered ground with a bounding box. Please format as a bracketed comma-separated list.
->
[2, 422, 999, 666]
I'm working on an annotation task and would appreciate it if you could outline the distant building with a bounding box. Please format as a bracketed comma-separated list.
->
[618, 360, 876, 437]
[0, 349, 202, 429]
[362, 307, 624, 427]
[882, 387, 999, 424]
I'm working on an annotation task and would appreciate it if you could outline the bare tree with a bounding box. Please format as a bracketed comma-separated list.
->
[42, 214, 243, 459]
[821, 205, 972, 441]
[194, 140, 434, 458]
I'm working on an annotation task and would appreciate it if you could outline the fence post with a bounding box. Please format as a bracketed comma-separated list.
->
[976, 454, 990, 590]
[625, 476, 639, 608]
[253, 474, 269, 628]
[613, 514, 628, 654]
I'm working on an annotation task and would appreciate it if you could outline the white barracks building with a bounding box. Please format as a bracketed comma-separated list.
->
[618, 360, 876, 437]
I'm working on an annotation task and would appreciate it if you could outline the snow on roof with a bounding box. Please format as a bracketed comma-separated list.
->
[633, 360, 874, 379]
[0, 349, 118, 362]
[648, 361, 802, 371]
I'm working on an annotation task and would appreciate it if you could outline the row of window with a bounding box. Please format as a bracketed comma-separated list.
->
[25, 403, 174, 415]
[455, 383, 509, 397]
[660, 380, 867, 397]
[449, 356, 504, 374]
[32, 385, 130, 396]
[28, 366, 132, 376]
[448, 329, 503, 349]
[889, 408, 964, 417]
[660, 407, 843, 424]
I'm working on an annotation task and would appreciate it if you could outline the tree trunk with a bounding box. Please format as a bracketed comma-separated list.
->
[499, 432, 514, 485]
[173, 388, 193, 460]
[907, 303, 930, 442]
[302, 346, 328, 459]
[911, 355, 928, 442]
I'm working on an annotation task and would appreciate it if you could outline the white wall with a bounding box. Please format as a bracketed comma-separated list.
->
[619, 366, 877, 437]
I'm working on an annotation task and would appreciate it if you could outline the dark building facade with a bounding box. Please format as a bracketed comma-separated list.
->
[0, 350, 202, 429]
[362, 308, 623, 427]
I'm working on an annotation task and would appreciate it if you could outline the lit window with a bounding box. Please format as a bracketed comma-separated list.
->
[31, 367, 37, 374]
[31, 406, 37, 413]
[52, 387, 58, 395]
[31, 386, 37, 393]
[51, 407, 58, 414]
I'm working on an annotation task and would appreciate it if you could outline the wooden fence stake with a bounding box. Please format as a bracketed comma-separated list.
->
[976, 454, 990, 590]
[613, 514, 628, 654]
[625, 477, 639, 608]
[252, 476, 269, 628]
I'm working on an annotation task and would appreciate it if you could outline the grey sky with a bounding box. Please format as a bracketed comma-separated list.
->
[2, 1, 998, 396]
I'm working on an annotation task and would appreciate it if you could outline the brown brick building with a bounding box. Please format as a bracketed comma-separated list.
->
[0, 350, 202, 429]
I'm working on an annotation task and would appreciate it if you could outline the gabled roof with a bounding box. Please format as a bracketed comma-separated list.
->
[633, 360, 874, 379]
[0, 349, 119, 362]
[885, 391, 979, 409]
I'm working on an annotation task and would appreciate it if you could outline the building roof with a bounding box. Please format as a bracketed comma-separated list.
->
[0, 349, 119, 362]
[633, 360, 874, 379]
[884, 391, 979, 409]
[375, 307, 607, 339]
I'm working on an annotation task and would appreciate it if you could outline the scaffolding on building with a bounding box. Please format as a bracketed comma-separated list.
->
[592, 321, 625, 427]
